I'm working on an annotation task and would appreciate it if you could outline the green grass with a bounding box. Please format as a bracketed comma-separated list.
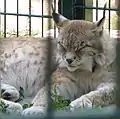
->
[52, 94, 71, 111]
[0, 101, 7, 113]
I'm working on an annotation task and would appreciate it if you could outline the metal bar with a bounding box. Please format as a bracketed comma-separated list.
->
[58, 0, 63, 14]
[0, 10, 1, 97]
[58, 0, 73, 20]
[116, 0, 120, 108]
[96, 0, 98, 21]
[4, 0, 6, 38]
[0, 8, 1, 38]
[29, 0, 31, 36]
[17, 0, 19, 37]
[73, 5, 119, 11]
[45, 0, 53, 118]
[108, 0, 111, 33]
[73, 0, 85, 20]
[42, 0, 44, 37]
[53, 0, 56, 38]
[0, 12, 52, 18]
[72, 0, 74, 19]
[0, 106, 119, 119]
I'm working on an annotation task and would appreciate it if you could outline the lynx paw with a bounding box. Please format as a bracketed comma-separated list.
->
[70, 95, 92, 111]
[1, 84, 20, 102]
[0, 98, 23, 114]
[22, 106, 46, 117]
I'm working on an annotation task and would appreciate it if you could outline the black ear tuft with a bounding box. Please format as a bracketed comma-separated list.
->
[51, 4, 56, 16]
[52, 12, 61, 25]
[52, 4, 58, 23]
[96, 3, 107, 27]
[103, 3, 107, 18]
[52, 4, 68, 27]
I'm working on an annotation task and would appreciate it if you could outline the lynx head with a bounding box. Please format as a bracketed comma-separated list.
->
[52, 4, 116, 72]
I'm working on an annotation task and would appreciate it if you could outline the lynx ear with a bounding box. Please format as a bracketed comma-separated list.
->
[52, 5, 69, 27]
[93, 3, 107, 31]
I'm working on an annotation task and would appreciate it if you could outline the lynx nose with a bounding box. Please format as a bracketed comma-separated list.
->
[66, 59, 73, 64]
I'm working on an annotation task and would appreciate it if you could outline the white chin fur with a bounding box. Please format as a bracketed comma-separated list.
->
[67, 66, 78, 72]
[58, 60, 78, 72]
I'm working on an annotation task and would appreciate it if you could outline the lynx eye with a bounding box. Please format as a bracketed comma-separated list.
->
[57, 42, 66, 52]
[58, 42, 64, 48]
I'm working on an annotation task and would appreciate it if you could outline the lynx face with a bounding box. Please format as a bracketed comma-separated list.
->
[52, 9, 109, 72]
[56, 20, 104, 72]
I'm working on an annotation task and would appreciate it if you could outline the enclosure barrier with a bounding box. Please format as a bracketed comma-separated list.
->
[0, 0, 120, 119]
[0, 0, 119, 38]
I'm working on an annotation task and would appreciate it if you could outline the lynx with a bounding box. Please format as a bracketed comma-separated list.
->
[1, 4, 117, 117]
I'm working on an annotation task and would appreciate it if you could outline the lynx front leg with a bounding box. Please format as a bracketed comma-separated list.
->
[52, 69, 78, 101]
[22, 86, 48, 117]
[22, 69, 78, 117]
[70, 83, 115, 111]
[0, 98, 23, 115]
